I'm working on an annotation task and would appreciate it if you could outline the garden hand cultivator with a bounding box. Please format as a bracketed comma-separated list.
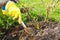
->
[0, 0, 30, 34]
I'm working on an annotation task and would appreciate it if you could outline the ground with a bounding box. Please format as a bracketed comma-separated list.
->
[1, 21, 60, 40]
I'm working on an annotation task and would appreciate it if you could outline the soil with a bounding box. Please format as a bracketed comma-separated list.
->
[1, 21, 60, 40]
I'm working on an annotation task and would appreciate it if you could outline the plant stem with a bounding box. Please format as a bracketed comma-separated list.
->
[44, 0, 59, 23]
[26, 8, 40, 29]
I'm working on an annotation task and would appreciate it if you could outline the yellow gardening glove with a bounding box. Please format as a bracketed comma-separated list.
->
[2, 10, 6, 14]
[5, 1, 17, 10]
[5, 1, 22, 24]
[5, 1, 27, 29]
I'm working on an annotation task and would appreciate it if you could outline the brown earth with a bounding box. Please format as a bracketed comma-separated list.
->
[1, 21, 60, 40]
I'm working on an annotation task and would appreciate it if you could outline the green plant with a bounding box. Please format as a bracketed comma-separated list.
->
[0, 12, 18, 29]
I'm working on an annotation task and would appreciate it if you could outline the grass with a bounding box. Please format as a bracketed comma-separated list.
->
[16, 0, 60, 22]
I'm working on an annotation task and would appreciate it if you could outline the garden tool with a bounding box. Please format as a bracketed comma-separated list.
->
[4, 1, 31, 34]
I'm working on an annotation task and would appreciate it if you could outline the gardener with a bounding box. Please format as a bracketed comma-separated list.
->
[0, 0, 27, 29]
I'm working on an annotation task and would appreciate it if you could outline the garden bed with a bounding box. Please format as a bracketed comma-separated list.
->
[1, 21, 60, 40]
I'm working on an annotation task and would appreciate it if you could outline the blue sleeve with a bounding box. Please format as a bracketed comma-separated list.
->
[2, 6, 5, 10]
